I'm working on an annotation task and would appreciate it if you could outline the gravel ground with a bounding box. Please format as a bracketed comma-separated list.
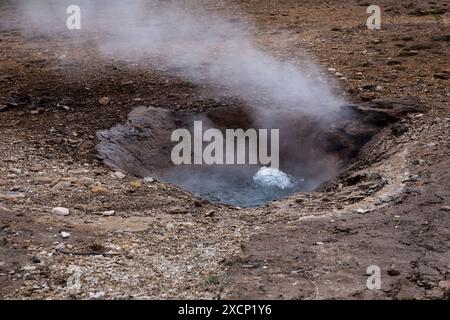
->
[0, 0, 449, 299]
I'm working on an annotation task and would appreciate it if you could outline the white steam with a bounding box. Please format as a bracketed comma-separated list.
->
[18, 0, 343, 118]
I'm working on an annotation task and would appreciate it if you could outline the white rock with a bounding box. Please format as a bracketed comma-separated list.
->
[55, 243, 65, 251]
[22, 265, 37, 271]
[253, 167, 293, 189]
[4, 156, 18, 163]
[52, 207, 70, 216]
[102, 210, 115, 216]
[60, 231, 71, 239]
[89, 291, 105, 299]
[112, 171, 126, 180]
[143, 176, 155, 183]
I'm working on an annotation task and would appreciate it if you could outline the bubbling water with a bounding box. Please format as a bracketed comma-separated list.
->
[253, 167, 294, 189]
[160, 165, 304, 208]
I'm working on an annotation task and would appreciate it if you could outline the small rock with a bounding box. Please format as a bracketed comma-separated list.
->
[91, 185, 108, 193]
[315, 241, 324, 245]
[167, 206, 187, 214]
[52, 207, 70, 216]
[434, 73, 449, 80]
[359, 92, 375, 101]
[55, 243, 65, 251]
[438, 280, 450, 295]
[102, 210, 115, 216]
[31, 256, 41, 264]
[89, 291, 105, 300]
[386, 59, 401, 66]
[426, 287, 444, 299]
[392, 123, 409, 136]
[204, 209, 215, 217]
[440, 206, 450, 212]
[356, 208, 371, 214]
[0, 192, 26, 200]
[431, 35, 450, 42]
[143, 176, 155, 183]
[129, 180, 142, 189]
[98, 96, 110, 106]
[112, 171, 126, 180]
[4, 156, 18, 163]
[60, 231, 71, 239]
[53, 181, 72, 190]
[9, 168, 22, 175]
[51, 137, 63, 145]
[387, 264, 400, 276]
[398, 50, 418, 57]
[22, 265, 37, 272]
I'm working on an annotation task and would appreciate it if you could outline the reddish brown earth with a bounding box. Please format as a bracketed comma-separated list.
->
[0, 0, 449, 299]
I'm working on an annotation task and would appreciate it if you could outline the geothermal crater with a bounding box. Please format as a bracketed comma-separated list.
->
[97, 97, 421, 207]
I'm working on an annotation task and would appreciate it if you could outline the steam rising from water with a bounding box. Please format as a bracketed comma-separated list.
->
[16, 0, 346, 206]
[18, 0, 343, 118]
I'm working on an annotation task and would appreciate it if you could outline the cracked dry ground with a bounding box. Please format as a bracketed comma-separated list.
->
[0, 0, 449, 299]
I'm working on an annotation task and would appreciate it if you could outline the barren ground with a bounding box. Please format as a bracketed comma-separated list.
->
[0, 0, 449, 299]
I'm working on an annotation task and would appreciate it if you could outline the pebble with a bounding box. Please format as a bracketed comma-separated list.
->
[112, 171, 126, 180]
[55, 243, 65, 251]
[52, 207, 70, 216]
[91, 185, 108, 193]
[143, 177, 155, 183]
[98, 97, 110, 106]
[0, 192, 26, 200]
[4, 156, 18, 163]
[129, 180, 142, 189]
[22, 265, 37, 272]
[60, 231, 71, 239]
[52, 181, 72, 190]
[204, 210, 215, 217]
[386, 59, 401, 65]
[89, 291, 106, 299]
[102, 210, 115, 216]
[438, 280, 450, 295]
[387, 264, 400, 276]
[167, 206, 187, 214]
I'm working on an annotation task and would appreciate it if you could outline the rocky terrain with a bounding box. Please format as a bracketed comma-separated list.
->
[0, 0, 449, 299]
